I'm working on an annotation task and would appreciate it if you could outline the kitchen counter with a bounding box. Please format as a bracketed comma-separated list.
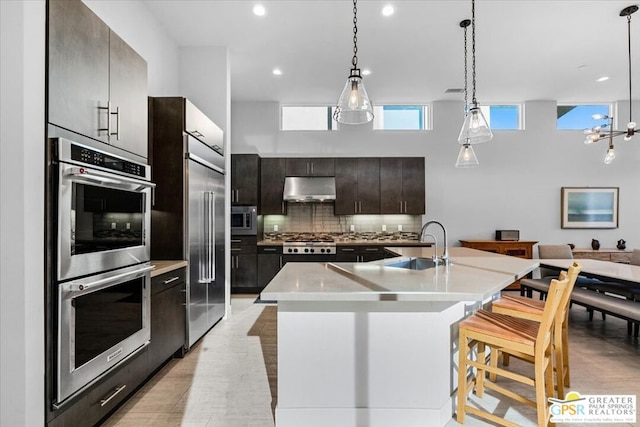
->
[261, 247, 537, 302]
[261, 247, 538, 427]
[258, 239, 431, 246]
[150, 260, 188, 277]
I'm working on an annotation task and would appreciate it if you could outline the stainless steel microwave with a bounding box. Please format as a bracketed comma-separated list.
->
[231, 206, 257, 235]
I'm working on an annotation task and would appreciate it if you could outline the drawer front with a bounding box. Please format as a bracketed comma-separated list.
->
[231, 236, 258, 246]
[611, 253, 631, 263]
[573, 251, 610, 261]
[336, 246, 359, 254]
[151, 268, 186, 296]
[258, 246, 283, 255]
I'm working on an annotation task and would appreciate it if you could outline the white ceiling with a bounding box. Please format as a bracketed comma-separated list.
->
[142, 0, 640, 105]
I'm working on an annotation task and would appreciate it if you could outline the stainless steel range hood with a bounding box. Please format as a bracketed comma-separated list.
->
[283, 177, 336, 202]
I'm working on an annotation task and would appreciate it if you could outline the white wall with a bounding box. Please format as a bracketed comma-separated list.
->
[231, 100, 640, 250]
[0, 1, 46, 426]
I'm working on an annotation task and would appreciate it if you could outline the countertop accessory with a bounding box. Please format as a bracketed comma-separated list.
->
[457, 0, 493, 145]
[583, 5, 637, 163]
[617, 239, 626, 250]
[333, 0, 374, 125]
[592, 239, 601, 250]
[455, 18, 480, 168]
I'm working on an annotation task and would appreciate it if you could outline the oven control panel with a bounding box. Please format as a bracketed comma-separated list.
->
[70, 144, 147, 178]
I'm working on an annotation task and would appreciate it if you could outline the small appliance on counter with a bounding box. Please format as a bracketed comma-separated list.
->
[495, 230, 520, 241]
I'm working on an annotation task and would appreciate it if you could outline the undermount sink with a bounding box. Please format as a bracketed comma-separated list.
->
[385, 257, 438, 271]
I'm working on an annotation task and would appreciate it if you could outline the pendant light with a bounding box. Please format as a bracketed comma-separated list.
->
[455, 19, 480, 168]
[334, 0, 374, 125]
[583, 5, 638, 164]
[457, 0, 493, 144]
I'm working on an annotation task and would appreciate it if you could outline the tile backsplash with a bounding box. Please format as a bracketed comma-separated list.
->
[262, 204, 422, 233]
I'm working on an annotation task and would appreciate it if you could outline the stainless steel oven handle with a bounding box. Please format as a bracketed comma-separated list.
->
[68, 265, 154, 292]
[64, 167, 156, 190]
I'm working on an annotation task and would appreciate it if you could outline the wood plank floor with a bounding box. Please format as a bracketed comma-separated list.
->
[104, 294, 639, 427]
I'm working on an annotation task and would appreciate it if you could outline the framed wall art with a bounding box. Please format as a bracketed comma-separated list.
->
[561, 187, 619, 229]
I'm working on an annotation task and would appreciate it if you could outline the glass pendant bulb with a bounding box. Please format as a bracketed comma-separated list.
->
[334, 73, 374, 125]
[604, 147, 616, 164]
[457, 106, 493, 144]
[455, 143, 479, 168]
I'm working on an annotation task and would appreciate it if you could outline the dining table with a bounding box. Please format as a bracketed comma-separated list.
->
[539, 258, 640, 288]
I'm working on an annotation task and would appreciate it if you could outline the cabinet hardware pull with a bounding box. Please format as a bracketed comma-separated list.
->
[279, 256, 283, 268]
[306, 162, 310, 174]
[231, 239, 242, 243]
[110, 106, 120, 140]
[236, 189, 240, 202]
[310, 162, 314, 175]
[341, 248, 355, 252]
[162, 276, 180, 285]
[231, 248, 241, 252]
[404, 201, 407, 213]
[100, 385, 126, 407]
[365, 248, 378, 252]
[235, 256, 239, 269]
[97, 101, 111, 136]
[359, 201, 362, 213]
[399, 201, 403, 213]
[263, 248, 277, 252]
[281, 201, 285, 214]
[354, 201, 357, 213]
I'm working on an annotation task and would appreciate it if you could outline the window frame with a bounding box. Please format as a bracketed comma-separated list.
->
[478, 103, 524, 130]
[280, 105, 338, 131]
[372, 104, 432, 131]
[556, 103, 613, 131]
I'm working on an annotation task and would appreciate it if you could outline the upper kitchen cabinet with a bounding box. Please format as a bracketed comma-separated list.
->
[185, 99, 224, 153]
[286, 158, 335, 177]
[335, 158, 380, 214]
[260, 158, 287, 215]
[48, 0, 148, 159]
[380, 157, 425, 215]
[231, 154, 260, 206]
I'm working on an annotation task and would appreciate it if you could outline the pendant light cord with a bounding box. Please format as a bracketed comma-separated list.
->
[351, 0, 359, 70]
[471, 0, 477, 106]
[464, 23, 469, 115]
[627, 14, 633, 123]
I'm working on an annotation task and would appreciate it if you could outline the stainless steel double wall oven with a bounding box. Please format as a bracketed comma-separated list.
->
[52, 137, 155, 404]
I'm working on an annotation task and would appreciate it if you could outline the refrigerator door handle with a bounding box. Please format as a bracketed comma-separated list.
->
[199, 191, 209, 283]
[208, 191, 216, 282]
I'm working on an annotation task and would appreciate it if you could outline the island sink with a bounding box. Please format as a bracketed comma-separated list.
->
[385, 257, 438, 270]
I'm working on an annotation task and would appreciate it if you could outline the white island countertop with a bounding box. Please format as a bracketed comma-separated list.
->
[261, 247, 539, 302]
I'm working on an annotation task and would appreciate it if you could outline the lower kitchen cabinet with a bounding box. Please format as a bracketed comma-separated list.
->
[257, 246, 284, 288]
[48, 348, 148, 427]
[336, 245, 386, 262]
[231, 236, 259, 292]
[149, 268, 186, 373]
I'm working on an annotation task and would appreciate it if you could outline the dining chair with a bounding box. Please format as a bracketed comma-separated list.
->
[520, 244, 573, 299]
[490, 261, 582, 400]
[456, 273, 572, 427]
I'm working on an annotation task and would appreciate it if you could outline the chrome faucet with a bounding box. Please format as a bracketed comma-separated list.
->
[420, 220, 449, 266]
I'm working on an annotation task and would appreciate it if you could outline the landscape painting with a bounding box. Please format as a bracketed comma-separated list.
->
[561, 187, 619, 229]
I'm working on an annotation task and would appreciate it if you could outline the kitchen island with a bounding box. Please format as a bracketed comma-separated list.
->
[261, 247, 538, 427]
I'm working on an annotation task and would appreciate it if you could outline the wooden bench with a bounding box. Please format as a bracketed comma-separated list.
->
[520, 278, 640, 337]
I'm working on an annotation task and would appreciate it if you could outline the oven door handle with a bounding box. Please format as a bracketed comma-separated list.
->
[67, 265, 154, 293]
[64, 167, 156, 192]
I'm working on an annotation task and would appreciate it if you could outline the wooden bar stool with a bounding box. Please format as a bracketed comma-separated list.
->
[456, 273, 573, 427]
[490, 261, 581, 399]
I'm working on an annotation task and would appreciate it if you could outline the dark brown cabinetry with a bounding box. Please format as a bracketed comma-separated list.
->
[335, 158, 380, 214]
[257, 246, 284, 289]
[149, 268, 186, 373]
[48, 349, 148, 427]
[286, 158, 335, 176]
[231, 236, 258, 292]
[48, 0, 148, 159]
[260, 158, 287, 215]
[231, 154, 260, 206]
[336, 245, 386, 262]
[380, 157, 425, 214]
[184, 99, 224, 151]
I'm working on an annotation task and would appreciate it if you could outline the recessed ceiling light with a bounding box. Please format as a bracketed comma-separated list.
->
[272, 68, 282, 76]
[361, 69, 372, 76]
[382, 5, 395, 16]
[253, 4, 266, 16]
[596, 76, 609, 82]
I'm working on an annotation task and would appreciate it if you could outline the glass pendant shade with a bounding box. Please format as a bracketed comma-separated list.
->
[604, 147, 616, 164]
[455, 143, 479, 168]
[458, 107, 493, 144]
[334, 74, 374, 125]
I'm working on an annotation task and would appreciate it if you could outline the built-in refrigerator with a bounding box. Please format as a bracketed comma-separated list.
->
[149, 97, 226, 349]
